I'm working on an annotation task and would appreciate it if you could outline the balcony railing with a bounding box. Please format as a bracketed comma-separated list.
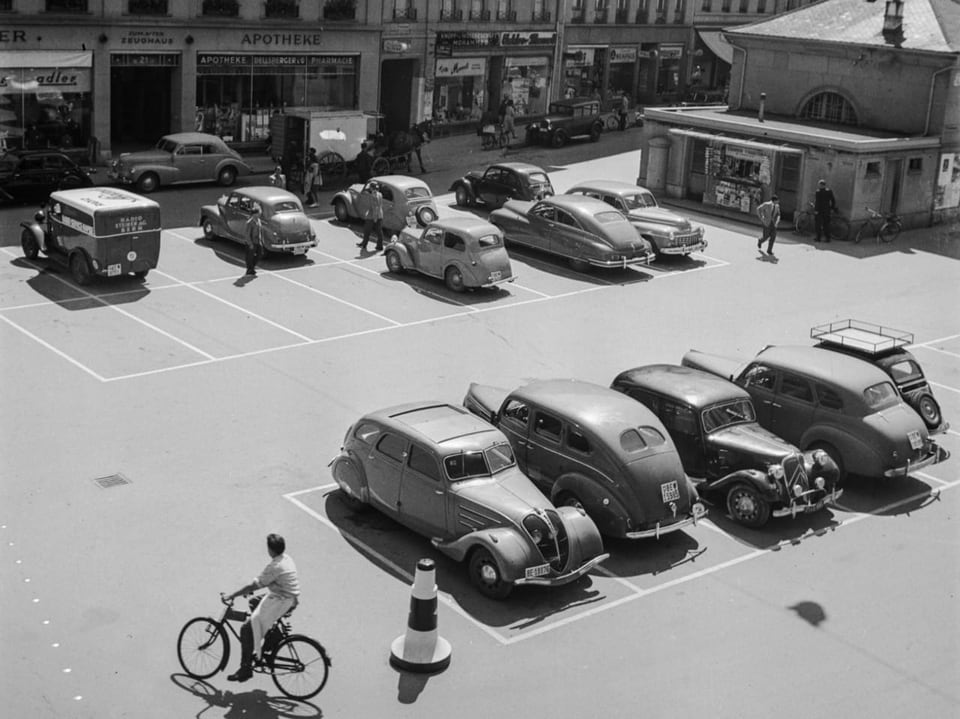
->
[393, 5, 417, 19]
[202, 0, 239, 16]
[532, 9, 551, 21]
[323, 0, 356, 20]
[440, 8, 462, 20]
[128, 0, 168, 14]
[45, 0, 88, 12]
[593, 8, 609, 22]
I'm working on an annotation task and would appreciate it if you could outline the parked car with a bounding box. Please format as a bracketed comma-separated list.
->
[524, 98, 605, 148]
[463, 379, 706, 539]
[489, 194, 655, 271]
[330, 401, 609, 599]
[0, 150, 94, 202]
[199, 186, 316, 255]
[682, 345, 949, 481]
[331, 176, 438, 234]
[19, 186, 160, 285]
[449, 162, 554, 210]
[108, 132, 252, 193]
[384, 216, 515, 292]
[811, 319, 948, 434]
[564, 180, 707, 258]
[611, 364, 842, 527]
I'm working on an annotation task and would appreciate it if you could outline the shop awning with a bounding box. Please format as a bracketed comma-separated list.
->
[669, 128, 804, 155]
[0, 51, 92, 69]
[697, 31, 734, 65]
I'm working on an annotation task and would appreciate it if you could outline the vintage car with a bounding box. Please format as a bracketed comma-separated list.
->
[331, 176, 438, 234]
[489, 194, 655, 271]
[524, 98, 605, 148]
[611, 364, 842, 528]
[564, 180, 707, 258]
[384, 216, 515, 292]
[682, 345, 949, 481]
[0, 150, 94, 202]
[19, 186, 160, 285]
[330, 401, 608, 599]
[811, 320, 948, 434]
[199, 186, 316, 255]
[449, 162, 554, 210]
[108, 132, 252, 193]
[463, 379, 706, 539]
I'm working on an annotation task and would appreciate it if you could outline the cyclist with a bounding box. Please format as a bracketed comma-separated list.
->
[813, 179, 837, 243]
[224, 533, 301, 683]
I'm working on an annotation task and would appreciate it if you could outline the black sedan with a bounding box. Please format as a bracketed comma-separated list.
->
[0, 150, 94, 202]
[449, 162, 554, 210]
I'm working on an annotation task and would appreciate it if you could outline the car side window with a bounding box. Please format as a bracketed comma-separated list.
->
[423, 227, 443, 245]
[742, 364, 777, 390]
[376, 433, 406, 463]
[501, 399, 529, 425]
[484, 168, 502, 183]
[555, 209, 578, 228]
[660, 400, 698, 436]
[815, 385, 843, 411]
[779, 372, 813, 403]
[566, 428, 591, 455]
[533, 412, 562, 443]
[407, 444, 441, 482]
[201, 143, 219, 155]
[443, 233, 466, 251]
[532, 204, 555, 221]
[380, 186, 394, 202]
[181, 145, 203, 156]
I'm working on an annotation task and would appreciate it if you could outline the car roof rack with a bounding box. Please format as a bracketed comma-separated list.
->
[810, 319, 913, 355]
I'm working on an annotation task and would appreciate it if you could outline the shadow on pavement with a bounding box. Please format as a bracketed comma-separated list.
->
[170, 673, 322, 719]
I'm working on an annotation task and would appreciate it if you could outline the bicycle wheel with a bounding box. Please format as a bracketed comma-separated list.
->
[794, 211, 813, 235]
[270, 635, 331, 700]
[829, 215, 850, 241]
[879, 221, 901, 243]
[177, 618, 229, 679]
[854, 223, 869, 244]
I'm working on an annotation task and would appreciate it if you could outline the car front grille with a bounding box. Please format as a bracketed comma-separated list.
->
[671, 231, 702, 247]
[522, 509, 569, 571]
[783, 453, 809, 489]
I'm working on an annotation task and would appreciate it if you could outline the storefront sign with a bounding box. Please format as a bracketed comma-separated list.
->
[500, 31, 556, 47]
[240, 33, 324, 47]
[119, 30, 174, 47]
[383, 40, 411, 53]
[0, 52, 92, 94]
[435, 30, 556, 51]
[436, 58, 486, 77]
[659, 45, 684, 60]
[564, 47, 596, 66]
[111, 53, 180, 66]
[609, 47, 637, 64]
[0, 29, 28, 43]
[198, 54, 355, 67]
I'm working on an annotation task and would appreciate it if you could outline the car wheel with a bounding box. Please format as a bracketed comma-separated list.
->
[202, 219, 217, 241]
[916, 393, 943, 429]
[333, 198, 350, 223]
[589, 124, 602, 142]
[218, 166, 237, 187]
[726, 484, 771, 528]
[370, 156, 390, 176]
[444, 266, 466, 293]
[605, 115, 619, 130]
[136, 172, 159, 194]
[134, 269, 149, 280]
[568, 257, 590, 273]
[69, 252, 93, 286]
[551, 130, 567, 148]
[20, 229, 40, 260]
[454, 185, 472, 207]
[808, 442, 845, 483]
[468, 547, 512, 600]
[416, 205, 437, 226]
[384, 250, 404, 273]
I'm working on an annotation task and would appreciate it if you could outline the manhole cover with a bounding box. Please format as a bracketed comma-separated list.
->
[92, 473, 131, 489]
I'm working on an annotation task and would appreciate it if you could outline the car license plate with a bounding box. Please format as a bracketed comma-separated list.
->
[489, 270, 501, 281]
[908, 430, 923, 450]
[525, 564, 550, 579]
[293, 246, 307, 255]
[107, 263, 122, 276]
[661, 481, 680, 503]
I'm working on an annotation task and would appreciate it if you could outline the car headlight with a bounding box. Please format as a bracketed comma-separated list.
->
[812, 449, 828, 465]
[814, 476, 826, 490]
[793, 483, 804, 497]
[768, 464, 785, 480]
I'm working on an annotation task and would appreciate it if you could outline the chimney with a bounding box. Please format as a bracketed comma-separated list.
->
[883, 0, 904, 38]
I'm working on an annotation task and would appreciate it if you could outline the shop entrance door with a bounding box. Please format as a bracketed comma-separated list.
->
[110, 67, 172, 149]
[380, 60, 414, 135]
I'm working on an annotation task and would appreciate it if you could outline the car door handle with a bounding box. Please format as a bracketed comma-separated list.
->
[764, 401, 782, 408]
[434, 490, 443, 496]
[516, 439, 527, 446]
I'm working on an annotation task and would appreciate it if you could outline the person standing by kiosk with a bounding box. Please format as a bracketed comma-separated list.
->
[813, 179, 837, 243]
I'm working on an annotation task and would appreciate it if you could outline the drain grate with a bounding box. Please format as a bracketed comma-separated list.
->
[92, 473, 131, 489]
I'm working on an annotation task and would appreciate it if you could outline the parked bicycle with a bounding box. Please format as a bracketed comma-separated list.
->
[177, 594, 331, 700]
[855, 207, 902, 244]
[793, 202, 850, 241]
[480, 122, 509, 150]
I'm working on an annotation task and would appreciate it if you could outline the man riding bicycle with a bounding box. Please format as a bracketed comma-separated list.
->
[224, 533, 300, 682]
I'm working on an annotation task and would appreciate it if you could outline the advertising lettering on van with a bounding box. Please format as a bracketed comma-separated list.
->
[113, 215, 150, 233]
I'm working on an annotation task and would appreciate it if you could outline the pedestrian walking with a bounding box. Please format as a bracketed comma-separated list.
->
[268, 163, 287, 190]
[357, 182, 385, 252]
[502, 99, 516, 148]
[618, 92, 630, 131]
[813, 179, 837, 242]
[355, 142, 373, 183]
[756, 195, 781, 256]
[303, 148, 322, 207]
[245, 203, 264, 276]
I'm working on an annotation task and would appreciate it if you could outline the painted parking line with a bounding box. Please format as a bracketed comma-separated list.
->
[0, 312, 107, 382]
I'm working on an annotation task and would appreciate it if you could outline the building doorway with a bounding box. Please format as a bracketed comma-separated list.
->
[110, 66, 173, 149]
[380, 59, 415, 135]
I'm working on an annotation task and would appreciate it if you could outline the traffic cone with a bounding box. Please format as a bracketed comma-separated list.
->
[389, 558, 452, 673]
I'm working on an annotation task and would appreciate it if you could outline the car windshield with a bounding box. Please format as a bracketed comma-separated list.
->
[156, 138, 179, 153]
[404, 187, 432, 199]
[476, 233, 502, 249]
[863, 381, 899, 410]
[621, 191, 658, 210]
[594, 210, 626, 224]
[443, 442, 516, 481]
[273, 201, 301, 213]
[701, 399, 757, 433]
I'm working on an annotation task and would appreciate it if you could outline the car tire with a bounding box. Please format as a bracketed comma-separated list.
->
[725, 484, 771, 528]
[915, 393, 943, 430]
[370, 157, 390, 177]
[384, 250, 404, 273]
[134, 269, 149, 280]
[202, 219, 218, 241]
[589, 124, 602, 142]
[550, 130, 567, 148]
[468, 547, 512, 600]
[333, 198, 350, 223]
[454, 185, 472, 207]
[136, 172, 159, 194]
[416, 205, 437, 226]
[218, 166, 238, 187]
[21, 229, 40, 260]
[69, 252, 93, 286]
[807, 441, 845, 483]
[568, 257, 591, 273]
[444, 266, 466, 293]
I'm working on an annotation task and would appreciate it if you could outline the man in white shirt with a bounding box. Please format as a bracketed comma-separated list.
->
[225, 533, 301, 682]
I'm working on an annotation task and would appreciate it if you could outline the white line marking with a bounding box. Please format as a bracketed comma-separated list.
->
[911, 333, 960, 348]
[929, 381, 960, 395]
[946, 429, 960, 439]
[914, 471, 950, 487]
[0, 313, 106, 381]
[919, 346, 960, 360]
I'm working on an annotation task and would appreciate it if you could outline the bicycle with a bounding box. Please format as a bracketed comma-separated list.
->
[855, 207, 902, 244]
[177, 594, 331, 700]
[794, 202, 850, 241]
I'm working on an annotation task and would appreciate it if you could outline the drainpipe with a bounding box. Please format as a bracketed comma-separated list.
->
[924, 64, 954, 136]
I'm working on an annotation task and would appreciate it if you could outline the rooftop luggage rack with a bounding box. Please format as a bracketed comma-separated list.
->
[810, 319, 913, 355]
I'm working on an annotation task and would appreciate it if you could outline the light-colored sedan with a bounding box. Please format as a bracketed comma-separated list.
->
[199, 186, 316, 255]
[384, 217, 515, 292]
[565, 180, 706, 257]
[489, 194, 654, 271]
[331, 176, 438, 235]
[108, 132, 252, 194]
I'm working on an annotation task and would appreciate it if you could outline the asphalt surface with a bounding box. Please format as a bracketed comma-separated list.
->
[1, 130, 958, 719]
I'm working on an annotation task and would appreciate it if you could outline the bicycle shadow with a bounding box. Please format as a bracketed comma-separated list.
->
[170, 673, 322, 719]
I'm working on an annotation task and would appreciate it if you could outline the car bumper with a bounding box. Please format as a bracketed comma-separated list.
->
[109, 172, 133, 185]
[659, 239, 708, 255]
[479, 275, 516, 289]
[772, 488, 843, 518]
[883, 444, 950, 478]
[624, 502, 707, 540]
[513, 552, 609, 587]
[588, 252, 656, 268]
[267, 241, 317, 255]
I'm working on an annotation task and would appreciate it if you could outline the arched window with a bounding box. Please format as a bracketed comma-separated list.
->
[800, 92, 858, 125]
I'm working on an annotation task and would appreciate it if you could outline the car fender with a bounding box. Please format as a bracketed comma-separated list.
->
[198, 205, 227, 231]
[128, 162, 178, 184]
[799, 425, 881, 476]
[551, 473, 631, 538]
[330, 453, 369, 504]
[708, 468, 781, 501]
[214, 158, 252, 176]
[385, 241, 414, 269]
[449, 179, 475, 201]
[437, 527, 532, 583]
[331, 189, 360, 218]
[20, 221, 48, 253]
[553, 505, 605, 565]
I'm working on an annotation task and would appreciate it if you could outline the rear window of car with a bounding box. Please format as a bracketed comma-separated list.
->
[404, 187, 432, 200]
[863, 381, 899, 410]
[273, 201, 300, 213]
[594, 210, 626, 224]
[620, 426, 666, 452]
[477, 234, 502, 249]
[887, 359, 923, 385]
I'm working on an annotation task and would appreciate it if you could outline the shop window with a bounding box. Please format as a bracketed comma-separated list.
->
[323, 0, 357, 20]
[800, 91, 857, 125]
[690, 139, 708, 174]
[865, 161, 881, 178]
[264, 0, 299, 18]
[908, 157, 923, 173]
[201, 0, 239, 16]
